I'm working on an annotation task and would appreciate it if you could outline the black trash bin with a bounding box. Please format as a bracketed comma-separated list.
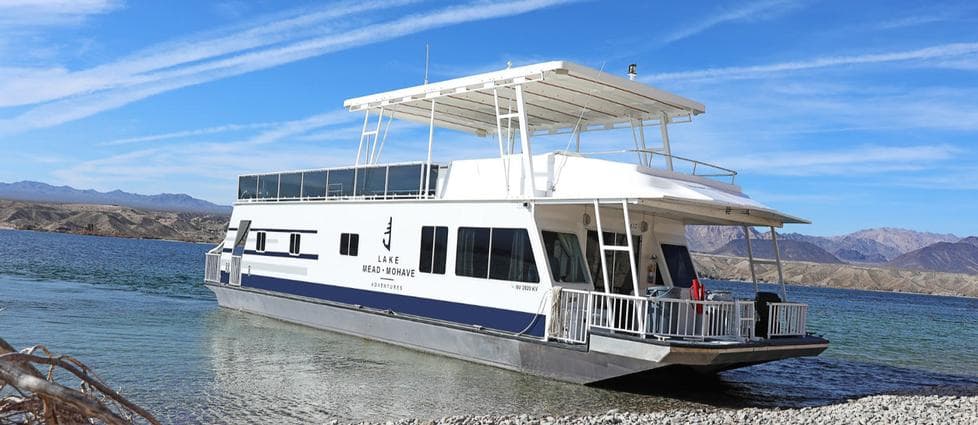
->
[754, 291, 782, 338]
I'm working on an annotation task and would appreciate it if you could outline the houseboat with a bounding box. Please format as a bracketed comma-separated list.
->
[204, 61, 828, 384]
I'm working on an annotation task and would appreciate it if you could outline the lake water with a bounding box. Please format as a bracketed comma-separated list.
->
[1, 229, 976, 423]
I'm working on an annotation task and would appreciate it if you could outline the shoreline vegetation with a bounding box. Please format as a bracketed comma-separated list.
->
[1, 199, 976, 298]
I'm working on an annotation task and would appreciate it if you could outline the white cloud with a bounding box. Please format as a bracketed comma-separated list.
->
[0, 0, 121, 27]
[0, 0, 575, 136]
[99, 122, 281, 146]
[721, 144, 958, 176]
[661, 0, 806, 45]
[644, 42, 978, 82]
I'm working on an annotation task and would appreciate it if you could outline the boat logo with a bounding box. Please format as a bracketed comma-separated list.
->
[382, 217, 392, 251]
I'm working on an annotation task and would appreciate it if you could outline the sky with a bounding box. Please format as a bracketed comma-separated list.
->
[1, 0, 976, 237]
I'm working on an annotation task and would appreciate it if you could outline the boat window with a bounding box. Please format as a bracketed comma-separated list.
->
[585, 231, 641, 294]
[289, 233, 301, 255]
[279, 173, 302, 199]
[357, 166, 387, 197]
[329, 169, 355, 197]
[238, 175, 258, 199]
[425, 166, 439, 196]
[301, 170, 327, 198]
[258, 174, 279, 199]
[542, 231, 588, 284]
[387, 164, 423, 197]
[456, 227, 490, 278]
[256, 232, 266, 252]
[340, 233, 359, 256]
[661, 244, 697, 288]
[419, 226, 448, 274]
[490, 228, 539, 283]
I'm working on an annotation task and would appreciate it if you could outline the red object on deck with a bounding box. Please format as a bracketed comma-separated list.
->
[691, 278, 705, 313]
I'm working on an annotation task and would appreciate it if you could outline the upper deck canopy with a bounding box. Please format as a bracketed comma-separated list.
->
[343, 61, 706, 137]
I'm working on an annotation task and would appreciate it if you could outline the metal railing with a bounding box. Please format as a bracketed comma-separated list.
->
[228, 256, 242, 286]
[204, 253, 221, 283]
[768, 302, 808, 337]
[649, 298, 755, 341]
[550, 289, 592, 344]
[590, 292, 648, 336]
[572, 149, 738, 184]
[549, 289, 762, 344]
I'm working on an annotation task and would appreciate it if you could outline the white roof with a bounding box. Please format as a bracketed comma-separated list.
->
[343, 61, 706, 137]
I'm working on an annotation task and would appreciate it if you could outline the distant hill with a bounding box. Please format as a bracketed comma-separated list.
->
[685, 225, 761, 252]
[0, 181, 230, 214]
[0, 199, 227, 243]
[687, 225, 959, 264]
[711, 239, 844, 264]
[694, 253, 978, 298]
[847, 227, 959, 254]
[887, 238, 978, 275]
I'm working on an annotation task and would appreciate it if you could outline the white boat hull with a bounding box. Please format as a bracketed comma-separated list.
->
[207, 283, 827, 384]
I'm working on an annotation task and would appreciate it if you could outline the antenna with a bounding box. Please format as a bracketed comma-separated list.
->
[423, 43, 430, 85]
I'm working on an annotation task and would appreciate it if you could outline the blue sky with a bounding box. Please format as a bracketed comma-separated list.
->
[1, 0, 976, 237]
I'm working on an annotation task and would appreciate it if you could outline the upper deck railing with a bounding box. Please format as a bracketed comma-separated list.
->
[237, 162, 444, 202]
[573, 149, 738, 185]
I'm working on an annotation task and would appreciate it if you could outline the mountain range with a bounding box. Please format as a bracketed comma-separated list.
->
[0, 181, 230, 214]
[687, 226, 977, 275]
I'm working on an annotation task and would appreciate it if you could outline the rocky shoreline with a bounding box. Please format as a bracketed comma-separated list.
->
[362, 390, 978, 425]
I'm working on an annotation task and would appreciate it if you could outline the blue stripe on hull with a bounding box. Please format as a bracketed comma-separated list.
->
[240, 274, 546, 337]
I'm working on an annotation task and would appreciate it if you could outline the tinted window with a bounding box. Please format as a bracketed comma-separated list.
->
[456, 227, 490, 278]
[426, 166, 439, 196]
[420, 226, 434, 272]
[279, 173, 301, 198]
[420, 226, 448, 274]
[661, 244, 697, 288]
[358, 166, 387, 197]
[238, 175, 258, 199]
[586, 231, 641, 294]
[256, 232, 266, 252]
[387, 164, 423, 197]
[542, 231, 588, 283]
[490, 228, 539, 283]
[289, 233, 301, 255]
[329, 169, 355, 197]
[258, 174, 279, 199]
[301, 170, 327, 198]
[433, 226, 448, 274]
[340, 233, 359, 256]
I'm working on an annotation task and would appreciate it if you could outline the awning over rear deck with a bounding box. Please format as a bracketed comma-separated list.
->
[343, 61, 706, 137]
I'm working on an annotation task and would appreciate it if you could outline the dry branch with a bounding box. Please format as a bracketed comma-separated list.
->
[0, 337, 160, 425]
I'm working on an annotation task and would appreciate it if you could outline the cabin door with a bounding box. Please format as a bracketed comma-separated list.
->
[585, 230, 641, 295]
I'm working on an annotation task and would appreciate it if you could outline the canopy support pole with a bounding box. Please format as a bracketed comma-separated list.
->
[424, 100, 436, 198]
[492, 89, 512, 195]
[771, 226, 788, 301]
[744, 226, 760, 295]
[514, 84, 537, 196]
[659, 112, 674, 171]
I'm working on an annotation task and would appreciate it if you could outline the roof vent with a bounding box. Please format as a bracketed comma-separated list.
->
[627, 64, 637, 81]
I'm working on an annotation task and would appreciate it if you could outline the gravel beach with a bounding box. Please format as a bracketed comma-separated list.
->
[359, 389, 978, 425]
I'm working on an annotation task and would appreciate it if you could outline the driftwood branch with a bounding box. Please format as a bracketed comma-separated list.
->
[0, 337, 161, 425]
